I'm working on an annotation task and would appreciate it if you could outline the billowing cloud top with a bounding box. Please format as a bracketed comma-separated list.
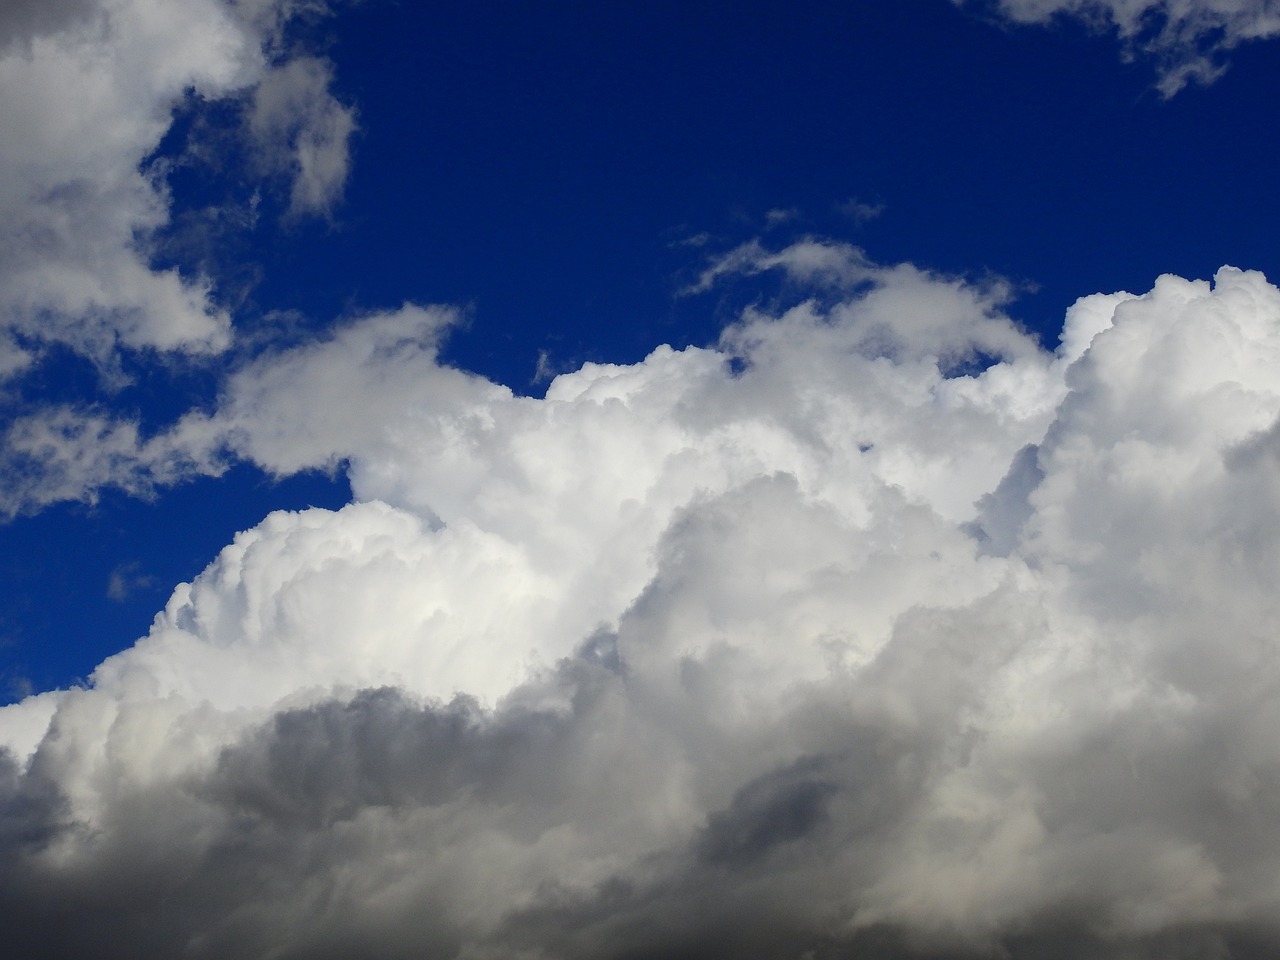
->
[5, 240, 1280, 957]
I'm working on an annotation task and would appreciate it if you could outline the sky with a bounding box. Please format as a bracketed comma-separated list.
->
[2, 0, 1280, 956]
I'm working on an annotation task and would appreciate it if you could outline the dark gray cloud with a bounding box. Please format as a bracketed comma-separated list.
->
[697, 756, 837, 866]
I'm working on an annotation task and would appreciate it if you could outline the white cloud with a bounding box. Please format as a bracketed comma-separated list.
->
[683, 237, 880, 293]
[6, 243, 1280, 954]
[0, 0, 354, 383]
[961, 0, 1280, 93]
[0, 404, 228, 516]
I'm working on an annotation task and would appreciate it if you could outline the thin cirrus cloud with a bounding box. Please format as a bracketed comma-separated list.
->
[0, 0, 355, 384]
[6, 238, 1280, 955]
[963, 0, 1280, 93]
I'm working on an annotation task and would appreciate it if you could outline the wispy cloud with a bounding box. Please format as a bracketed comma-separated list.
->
[764, 207, 801, 227]
[105, 562, 156, 603]
[961, 0, 1280, 94]
[247, 55, 358, 220]
[838, 196, 886, 224]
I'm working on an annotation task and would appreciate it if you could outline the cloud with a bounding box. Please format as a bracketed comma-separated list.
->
[0, 405, 229, 516]
[0, 0, 94, 53]
[764, 207, 800, 227]
[0, 0, 354, 384]
[105, 562, 156, 602]
[5, 239, 1280, 955]
[247, 55, 357, 219]
[682, 237, 881, 293]
[960, 0, 1280, 94]
[0, 245, 1053, 524]
[837, 196, 886, 224]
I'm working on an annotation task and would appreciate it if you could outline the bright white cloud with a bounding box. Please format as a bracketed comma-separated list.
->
[962, 0, 1280, 93]
[0, 0, 355, 382]
[5, 242, 1280, 955]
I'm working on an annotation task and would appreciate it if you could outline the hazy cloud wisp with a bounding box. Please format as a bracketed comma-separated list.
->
[961, 0, 1280, 92]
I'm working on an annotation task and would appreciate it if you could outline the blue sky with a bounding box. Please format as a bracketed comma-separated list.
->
[4, 1, 1280, 956]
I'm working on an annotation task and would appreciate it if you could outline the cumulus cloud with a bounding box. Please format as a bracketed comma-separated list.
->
[961, 0, 1280, 93]
[5, 239, 1280, 956]
[0, 0, 354, 383]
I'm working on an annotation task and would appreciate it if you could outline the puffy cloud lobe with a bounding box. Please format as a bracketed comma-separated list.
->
[0, 0, 355, 383]
[6, 250, 1280, 957]
[960, 0, 1280, 93]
